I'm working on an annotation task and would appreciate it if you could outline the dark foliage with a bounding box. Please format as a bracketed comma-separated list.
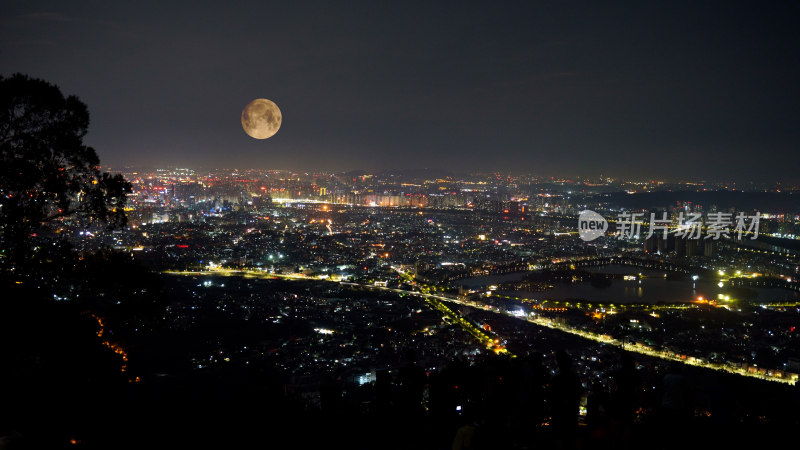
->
[0, 73, 130, 265]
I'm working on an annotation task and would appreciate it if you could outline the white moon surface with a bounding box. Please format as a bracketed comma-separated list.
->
[241, 98, 282, 139]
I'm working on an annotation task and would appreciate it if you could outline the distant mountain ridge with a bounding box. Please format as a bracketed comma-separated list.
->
[598, 190, 800, 212]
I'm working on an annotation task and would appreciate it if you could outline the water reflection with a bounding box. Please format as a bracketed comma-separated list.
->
[456, 265, 797, 304]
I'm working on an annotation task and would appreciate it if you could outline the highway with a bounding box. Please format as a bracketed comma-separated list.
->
[164, 267, 797, 386]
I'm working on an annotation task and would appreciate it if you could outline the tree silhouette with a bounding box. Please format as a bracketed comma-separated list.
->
[0, 73, 130, 265]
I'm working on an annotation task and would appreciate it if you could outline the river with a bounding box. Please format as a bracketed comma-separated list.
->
[454, 265, 798, 304]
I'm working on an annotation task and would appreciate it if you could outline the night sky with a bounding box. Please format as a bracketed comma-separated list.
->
[2, 1, 799, 181]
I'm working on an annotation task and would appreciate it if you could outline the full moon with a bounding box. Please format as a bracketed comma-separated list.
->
[241, 98, 282, 139]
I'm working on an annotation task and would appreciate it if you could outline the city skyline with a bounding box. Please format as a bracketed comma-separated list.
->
[101, 165, 800, 187]
[3, 3, 800, 447]
[2, 1, 799, 182]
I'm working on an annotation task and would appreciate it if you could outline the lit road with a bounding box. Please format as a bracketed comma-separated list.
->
[395, 283, 797, 386]
[406, 290, 798, 386]
[164, 267, 797, 386]
[164, 268, 509, 354]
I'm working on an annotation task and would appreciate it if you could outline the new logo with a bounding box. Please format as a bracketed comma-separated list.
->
[578, 210, 608, 241]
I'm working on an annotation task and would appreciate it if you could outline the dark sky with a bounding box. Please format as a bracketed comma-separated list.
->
[2, 1, 799, 181]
